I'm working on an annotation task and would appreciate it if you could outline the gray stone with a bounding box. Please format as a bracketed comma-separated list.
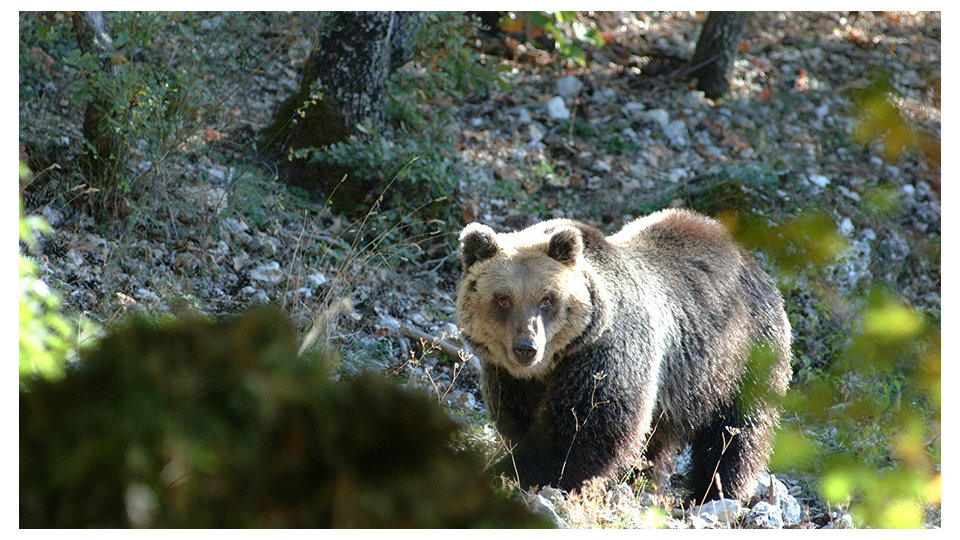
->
[754, 472, 803, 526]
[516, 108, 532, 124]
[839, 217, 854, 236]
[305, 273, 327, 288]
[747, 501, 783, 529]
[663, 120, 688, 148]
[546, 96, 570, 120]
[525, 492, 568, 528]
[808, 174, 830, 187]
[556, 75, 583, 98]
[528, 123, 545, 144]
[682, 90, 706, 108]
[40, 205, 62, 227]
[592, 159, 612, 173]
[694, 498, 744, 525]
[638, 108, 669, 128]
[624, 101, 647, 117]
[378, 316, 402, 331]
[249, 261, 283, 284]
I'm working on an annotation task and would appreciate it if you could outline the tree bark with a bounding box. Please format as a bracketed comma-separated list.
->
[261, 11, 421, 212]
[72, 11, 123, 195]
[689, 12, 749, 99]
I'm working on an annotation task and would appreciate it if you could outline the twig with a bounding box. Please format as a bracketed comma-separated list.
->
[398, 323, 465, 360]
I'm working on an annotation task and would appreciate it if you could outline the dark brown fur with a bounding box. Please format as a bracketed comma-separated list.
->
[456, 209, 791, 500]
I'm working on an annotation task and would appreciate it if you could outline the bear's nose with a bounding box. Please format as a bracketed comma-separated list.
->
[513, 341, 538, 364]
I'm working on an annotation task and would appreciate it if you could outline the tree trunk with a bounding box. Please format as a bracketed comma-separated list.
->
[689, 12, 749, 99]
[72, 12, 123, 195]
[261, 11, 420, 212]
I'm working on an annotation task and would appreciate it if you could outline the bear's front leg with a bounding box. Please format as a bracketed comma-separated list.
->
[538, 344, 656, 492]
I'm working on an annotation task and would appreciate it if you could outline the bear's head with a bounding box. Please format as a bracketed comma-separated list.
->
[455, 221, 594, 379]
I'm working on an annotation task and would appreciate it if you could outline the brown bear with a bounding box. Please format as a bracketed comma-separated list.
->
[455, 208, 792, 501]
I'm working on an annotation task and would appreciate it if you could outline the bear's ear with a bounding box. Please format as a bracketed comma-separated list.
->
[459, 223, 500, 269]
[547, 227, 583, 266]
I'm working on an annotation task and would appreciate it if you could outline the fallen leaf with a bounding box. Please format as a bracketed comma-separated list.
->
[202, 129, 225, 142]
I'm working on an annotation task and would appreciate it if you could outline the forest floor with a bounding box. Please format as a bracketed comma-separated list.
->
[20, 11, 940, 529]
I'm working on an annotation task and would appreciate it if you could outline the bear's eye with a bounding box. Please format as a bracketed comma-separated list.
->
[539, 297, 552, 311]
[495, 295, 511, 309]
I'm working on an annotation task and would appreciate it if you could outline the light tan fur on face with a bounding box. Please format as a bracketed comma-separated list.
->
[456, 227, 593, 379]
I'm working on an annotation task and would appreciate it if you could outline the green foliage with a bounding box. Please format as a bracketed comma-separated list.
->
[300, 12, 508, 248]
[405, 11, 509, 99]
[19, 194, 73, 383]
[20, 308, 549, 528]
[500, 11, 605, 67]
[19, 12, 268, 220]
[849, 71, 938, 167]
[773, 288, 939, 527]
[733, 207, 941, 528]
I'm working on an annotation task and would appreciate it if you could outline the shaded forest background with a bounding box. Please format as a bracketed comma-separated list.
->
[19, 11, 940, 528]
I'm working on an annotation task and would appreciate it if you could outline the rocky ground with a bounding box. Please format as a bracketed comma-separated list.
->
[20, 11, 940, 528]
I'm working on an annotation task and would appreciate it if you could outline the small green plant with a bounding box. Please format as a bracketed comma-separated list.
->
[499, 11, 606, 67]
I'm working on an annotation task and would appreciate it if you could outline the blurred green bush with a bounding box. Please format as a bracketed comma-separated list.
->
[19, 308, 548, 528]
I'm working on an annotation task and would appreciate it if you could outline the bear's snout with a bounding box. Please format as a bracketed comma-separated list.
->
[512, 341, 538, 365]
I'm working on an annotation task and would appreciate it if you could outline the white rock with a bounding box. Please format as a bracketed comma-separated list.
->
[204, 167, 226, 181]
[702, 145, 723, 158]
[753, 473, 802, 526]
[663, 120, 689, 147]
[747, 501, 783, 529]
[284, 287, 312, 299]
[40, 206, 62, 227]
[546, 96, 570, 120]
[528, 493, 568, 528]
[667, 168, 689, 183]
[592, 160, 612, 173]
[839, 217, 854, 236]
[516, 108, 532, 124]
[528, 123, 545, 144]
[200, 16, 222, 30]
[694, 499, 744, 525]
[378, 316, 402, 331]
[135, 288, 160, 305]
[600, 87, 617, 99]
[410, 313, 428, 328]
[469, 117, 483, 127]
[556, 75, 583, 98]
[902, 183, 916, 196]
[249, 261, 283, 284]
[306, 273, 327, 288]
[690, 513, 716, 529]
[808, 174, 831, 187]
[221, 217, 250, 235]
[638, 108, 669, 128]
[781, 492, 802, 526]
[682, 90, 706, 108]
[624, 101, 647, 117]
